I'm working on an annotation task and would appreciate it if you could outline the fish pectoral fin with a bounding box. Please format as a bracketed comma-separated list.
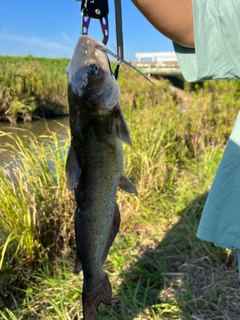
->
[65, 144, 81, 190]
[119, 174, 138, 194]
[112, 104, 132, 146]
[74, 252, 82, 274]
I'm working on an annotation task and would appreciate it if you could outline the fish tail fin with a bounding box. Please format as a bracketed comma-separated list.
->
[83, 272, 112, 320]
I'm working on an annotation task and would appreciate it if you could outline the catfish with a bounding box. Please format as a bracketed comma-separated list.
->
[66, 35, 137, 320]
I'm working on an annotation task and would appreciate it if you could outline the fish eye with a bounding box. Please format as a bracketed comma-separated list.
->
[87, 64, 100, 75]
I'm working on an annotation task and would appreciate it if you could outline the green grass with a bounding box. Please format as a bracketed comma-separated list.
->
[1, 60, 240, 319]
[0, 56, 69, 122]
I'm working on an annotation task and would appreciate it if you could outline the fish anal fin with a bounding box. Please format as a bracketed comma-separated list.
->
[83, 272, 112, 320]
[112, 104, 132, 146]
[66, 144, 81, 190]
[102, 202, 120, 264]
[119, 174, 138, 194]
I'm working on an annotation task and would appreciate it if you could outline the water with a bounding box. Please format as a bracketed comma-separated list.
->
[0, 116, 70, 165]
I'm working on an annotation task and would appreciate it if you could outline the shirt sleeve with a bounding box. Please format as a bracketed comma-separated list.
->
[173, 0, 240, 82]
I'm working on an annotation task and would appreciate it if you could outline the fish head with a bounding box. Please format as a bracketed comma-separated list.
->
[66, 35, 120, 111]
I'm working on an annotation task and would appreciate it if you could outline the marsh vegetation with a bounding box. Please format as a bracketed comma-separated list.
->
[0, 56, 69, 122]
[1, 57, 240, 319]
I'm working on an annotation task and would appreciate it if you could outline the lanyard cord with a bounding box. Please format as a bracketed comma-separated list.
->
[114, 0, 124, 80]
[114, 0, 124, 60]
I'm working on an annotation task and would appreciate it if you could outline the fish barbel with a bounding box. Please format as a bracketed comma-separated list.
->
[66, 35, 137, 320]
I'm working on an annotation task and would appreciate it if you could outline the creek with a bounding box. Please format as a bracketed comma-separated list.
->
[0, 116, 69, 166]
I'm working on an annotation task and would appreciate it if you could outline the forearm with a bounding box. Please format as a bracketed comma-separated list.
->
[132, 0, 194, 48]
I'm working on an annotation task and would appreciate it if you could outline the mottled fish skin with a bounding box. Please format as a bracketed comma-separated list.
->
[65, 35, 137, 320]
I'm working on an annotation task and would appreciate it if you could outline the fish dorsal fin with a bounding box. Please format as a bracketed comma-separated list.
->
[112, 104, 132, 146]
[119, 174, 138, 194]
[66, 144, 81, 190]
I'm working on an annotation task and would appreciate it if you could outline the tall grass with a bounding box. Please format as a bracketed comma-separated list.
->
[1, 66, 240, 318]
[0, 127, 73, 271]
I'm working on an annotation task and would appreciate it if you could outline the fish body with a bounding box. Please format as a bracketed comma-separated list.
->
[66, 35, 137, 320]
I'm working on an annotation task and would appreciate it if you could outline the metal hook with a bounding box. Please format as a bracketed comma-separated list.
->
[100, 16, 109, 45]
[79, 0, 109, 45]
[81, 8, 91, 36]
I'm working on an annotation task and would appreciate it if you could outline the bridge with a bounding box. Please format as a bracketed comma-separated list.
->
[132, 52, 181, 77]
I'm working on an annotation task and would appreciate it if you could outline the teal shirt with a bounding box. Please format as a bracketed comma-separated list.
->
[197, 112, 240, 250]
[173, 0, 240, 250]
[174, 0, 240, 81]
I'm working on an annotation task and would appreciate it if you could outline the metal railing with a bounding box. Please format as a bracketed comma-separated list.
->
[135, 52, 177, 62]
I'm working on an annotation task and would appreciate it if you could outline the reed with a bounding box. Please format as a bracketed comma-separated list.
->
[0, 126, 74, 271]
